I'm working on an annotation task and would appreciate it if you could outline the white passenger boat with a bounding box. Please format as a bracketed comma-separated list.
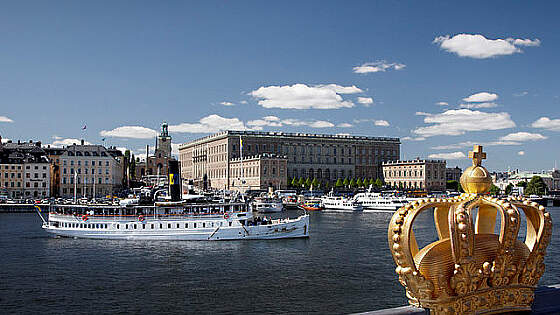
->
[352, 190, 408, 213]
[37, 202, 309, 240]
[320, 192, 362, 212]
[252, 197, 283, 213]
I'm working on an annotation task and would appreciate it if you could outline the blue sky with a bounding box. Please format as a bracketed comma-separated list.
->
[1, 1, 559, 171]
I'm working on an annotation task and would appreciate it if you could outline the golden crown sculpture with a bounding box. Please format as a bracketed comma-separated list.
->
[388, 145, 552, 315]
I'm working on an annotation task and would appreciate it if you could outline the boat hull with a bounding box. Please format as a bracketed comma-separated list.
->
[42, 215, 309, 241]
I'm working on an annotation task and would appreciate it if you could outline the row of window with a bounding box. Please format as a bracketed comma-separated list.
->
[63, 168, 110, 175]
[59, 221, 233, 229]
[62, 177, 110, 184]
[0, 165, 22, 170]
[62, 160, 111, 166]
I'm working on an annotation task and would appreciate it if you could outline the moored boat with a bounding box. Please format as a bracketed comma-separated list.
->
[37, 202, 309, 240]
[320, 192, 362, 212]
[298, 198, 323, 211]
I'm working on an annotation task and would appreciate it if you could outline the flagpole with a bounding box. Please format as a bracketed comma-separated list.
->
[239, 136, 243, 192]
[74, 172, 77, 203]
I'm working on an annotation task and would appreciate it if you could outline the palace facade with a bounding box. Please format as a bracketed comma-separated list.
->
[382, 159, 446, 191]
[179, 130, 400, 191]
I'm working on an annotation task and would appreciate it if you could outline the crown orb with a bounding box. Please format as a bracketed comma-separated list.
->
[460, 165, 492, 194]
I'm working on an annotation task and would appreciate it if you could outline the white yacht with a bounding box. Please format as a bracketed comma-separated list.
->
[251, 196, 283, 213]
[320, 192, 362, 212]
[37, 202, 309, 240]
[353, 189, 408, 213]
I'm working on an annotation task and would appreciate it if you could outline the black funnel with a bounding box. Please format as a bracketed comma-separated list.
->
[168, 160, 181, 201]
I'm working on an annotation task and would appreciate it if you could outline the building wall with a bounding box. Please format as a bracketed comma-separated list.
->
[23, 163, 50, 198]
[446, 167, 462, 182]
[382, 159, 446, 191]
[0, 164, 24, 198]
[228, 155, 287, 192]
[179, 131, 400, 191]
[59, 145, 122, 198]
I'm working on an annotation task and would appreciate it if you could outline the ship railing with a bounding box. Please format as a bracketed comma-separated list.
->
[48, 211, 249, 222]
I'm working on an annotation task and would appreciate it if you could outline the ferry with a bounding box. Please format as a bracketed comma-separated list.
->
[352, 189, 408, 213]
[251, 196, 283, 213]
[320, 191, 362, 212]
[37, 202, 309, 241]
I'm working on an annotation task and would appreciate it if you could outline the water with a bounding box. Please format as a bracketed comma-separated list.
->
[1, 208, 559, 314]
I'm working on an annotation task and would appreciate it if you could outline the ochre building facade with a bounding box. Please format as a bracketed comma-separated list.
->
[382, 159, 446, 191]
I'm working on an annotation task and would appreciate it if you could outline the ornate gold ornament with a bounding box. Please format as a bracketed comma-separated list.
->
[388, 145, 553, 314]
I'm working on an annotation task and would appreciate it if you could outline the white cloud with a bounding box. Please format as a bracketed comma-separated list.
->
[463, 92, 499, 103]
[436, 102, 448, 106]
[428, 152, 466, 160]
[1, 138, 11, 143]
[434, 34, 540, 59]
[0, 116, 13, 123]
[171, 143, 180, 155]
[100, 126, 158, 139]
[413, 109, 516, 137]
[459, 102, 498, 109]
[357, 97, 374, 106]
[220, 101, 234, 106]
[353, 61, 406, 74]
[513, 91, 528, 97]
[169, 115, 247, 133]
[282, 119, 334, 128]
[402, 136, 426, 141]
[240, 100, 248, 104]
[314, 84, 363, 94]
[250, 84, 360, 109]
[518, 151, 525, 156]
[374, 120, 390, 127]
[50, 138, 92, 147]
[337, 123, 353, 128]
[246, 116, 283, 128]
[499, 132, 547, 142]
[531, 117, 560, 131]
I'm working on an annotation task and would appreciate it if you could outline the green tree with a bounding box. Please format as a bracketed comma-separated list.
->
[298, 177, 305, 187]
[349, 178, 357, 188]
[505, 183, 514, 195]
[335, 178, 343, 188]
[446, 180, 459, 191]
[305, 177, 312, 188]
[368, 178, 375, 187]
[291, 177, 299, 187]
[489, 184, 501, 195]
[525, 176, 547, 196]
[343, 177, 349, 187]
[311, 178, 320, 189]
[324, 181, 330, 190]
[356, 178, 363, 187]
[458, 182, 464, 193]
[516, 181, 528, 188]
[375, 178, 383, 188]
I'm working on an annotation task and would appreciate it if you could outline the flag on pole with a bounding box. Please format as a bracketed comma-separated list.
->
[82, 125, 87, 130]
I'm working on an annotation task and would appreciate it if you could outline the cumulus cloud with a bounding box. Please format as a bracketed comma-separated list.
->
[459, 102, 498, 109]
[374, 120, 390, 127]
[436, 102, 448, 106]
[499, 132, 547, 142]
[514, 91, 528, 97]
[246, 116, 341, 130]
[250, 84, 361, 109]
[220, 101, 234, 106]
[531, 117, 560, 131]
[518, 151, 525, 156]
[353, 61, 406, 74]
[100, 126, 158, 139]
[428, 152, 466, 160]
[240, 100, 248, 104]
[337, 123, 353, 128]
[0, 116, 13, 123]
[413, 109, 515, 137]
[352, 118, 390, 127]
[169, 115, 247, 133]
[433, 34, 540, 59]
[463, 92, 499, 103]
[50, 138, 92, 147]
[402, 136, 426, 141]
[357, 97, 374, 106]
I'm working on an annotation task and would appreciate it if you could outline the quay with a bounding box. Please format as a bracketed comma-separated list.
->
[358, 284, 560, 314]
[0, 203, 45, 213]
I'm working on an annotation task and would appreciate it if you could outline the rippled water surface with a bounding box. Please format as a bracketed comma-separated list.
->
[1, 208, 559, 314]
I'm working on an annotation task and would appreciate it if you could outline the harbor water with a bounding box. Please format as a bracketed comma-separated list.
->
[1, 208, 559, 314]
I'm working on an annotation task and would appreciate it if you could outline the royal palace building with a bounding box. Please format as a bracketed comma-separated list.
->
[179, 130, 400, 191]
[382, 158, 446, 191]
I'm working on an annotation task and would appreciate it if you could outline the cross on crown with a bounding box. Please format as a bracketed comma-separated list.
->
[468, 145, 486, 166]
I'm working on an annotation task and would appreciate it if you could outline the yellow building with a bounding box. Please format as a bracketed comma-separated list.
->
[382, 159, 446, 191]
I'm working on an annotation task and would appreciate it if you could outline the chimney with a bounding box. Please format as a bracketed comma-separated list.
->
[81, 139, 84, 146]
